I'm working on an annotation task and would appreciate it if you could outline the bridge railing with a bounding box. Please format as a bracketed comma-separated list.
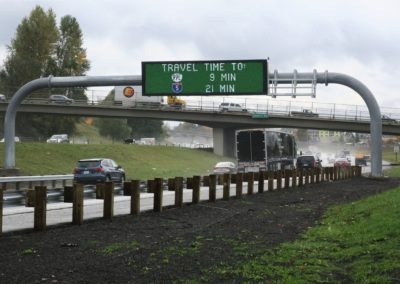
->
[6, 96, 400, 122]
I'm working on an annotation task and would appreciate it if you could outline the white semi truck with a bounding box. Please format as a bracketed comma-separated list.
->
[236, 129, 297, 172]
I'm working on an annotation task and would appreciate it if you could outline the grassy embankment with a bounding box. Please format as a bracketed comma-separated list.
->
[0, 122, 233, 179]
[0, 122, 234, 179]
[203, 185, 400, 283]
[188, 148, 400, 283]
[0, 143, 232, 180]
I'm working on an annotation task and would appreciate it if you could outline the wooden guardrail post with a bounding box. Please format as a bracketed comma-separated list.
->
[96, 183, 105, 199]
[174, 177, 184, 207]
[276, 170, 282, 190]
[103, 182, 114, 219]
[223, 173, 230, 200]
[230, 174, 236, 184]
[267, 170, 274, 191]
[168, 178, 175, 191]
[73, 183, 84, 225]
[328, 167, 333, 181]
[192, 175, 200, 204]
[147, 179, 155, 193]
[153, 178, 163, 212]
[284, 170, 291, 189]
[333, 167, 338, 180]
[316, 168, 321, 183]
[202, 175, 210, 187]
[34, 186, 47, 231]
[310, 168, 315, 183]
[258, 171, 264, 193]
[123, 181, 131, 196]
[64, 185, 73, 202]
[186, 177, 193, 189]
[209, 174, 216, 202]
[130, 180, 140, 215]
[247, 172, 254, 195]
[292, 169, 297, 188]
[235, 172, 243, 198]
[298, 169, 304, 187]
[304, 169, 309, 185]
[0, 184, 5, 235]
[356, 166, 362, 176]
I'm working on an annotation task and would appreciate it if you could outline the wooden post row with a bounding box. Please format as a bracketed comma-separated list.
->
[268, 171, 274, 191]
[276, 170, 282, 190]
[34, 186, 47, 231]
[73, 183, 84, 225]
[247, 172, 254, 195]
[192, 175, 200, 204]
[103, 182, 114, 219]
[236, 172, 243, 198]
[223, 173, 230, 200]
[175, 177, 184, 207]
[284, 170, 291, 189]
[153, 178, 163, 212]
[209, 174, 216, 202]
[130, 180, 140, 215]
[258, 171, 264, 193]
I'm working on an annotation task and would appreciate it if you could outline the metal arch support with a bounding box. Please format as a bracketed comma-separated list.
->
[4, 71, 383, 177]
[4, 75, 141, 169]
[270, 71, 383, 177]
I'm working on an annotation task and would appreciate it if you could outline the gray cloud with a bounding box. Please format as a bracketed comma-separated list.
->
[1, 0, 400, 108]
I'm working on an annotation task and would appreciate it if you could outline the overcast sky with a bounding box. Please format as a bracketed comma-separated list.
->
[1, 0, 400, 111]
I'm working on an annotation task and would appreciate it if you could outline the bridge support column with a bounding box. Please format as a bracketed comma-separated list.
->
[212, 128, 236, 158]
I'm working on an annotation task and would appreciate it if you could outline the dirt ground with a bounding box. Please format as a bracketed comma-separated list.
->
[0, 176, 398, 283]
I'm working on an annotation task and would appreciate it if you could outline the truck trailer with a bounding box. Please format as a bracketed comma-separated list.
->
[114, 86, 163, 107]
[236, 129, 297, 172]
[114, 86, 186, 109]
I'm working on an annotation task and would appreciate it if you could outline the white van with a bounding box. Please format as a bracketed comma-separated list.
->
[218, 102, 247, 112]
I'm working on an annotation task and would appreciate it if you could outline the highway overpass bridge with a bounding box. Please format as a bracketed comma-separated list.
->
[1, 101, 399, 157]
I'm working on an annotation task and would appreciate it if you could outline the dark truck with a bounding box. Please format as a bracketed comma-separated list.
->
[236, 129, 297, 172]
[290, 109, 318, 117]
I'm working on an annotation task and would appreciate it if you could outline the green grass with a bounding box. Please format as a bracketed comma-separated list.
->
[99, 240, 140, 255]
[383, 146, 400, 164]
[195, 187, 400, 283]
[0, 143, 232, 180]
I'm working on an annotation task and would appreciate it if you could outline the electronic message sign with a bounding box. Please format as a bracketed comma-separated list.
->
[142, 59, 268, 96]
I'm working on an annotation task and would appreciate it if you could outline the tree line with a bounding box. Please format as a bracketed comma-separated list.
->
[0, 5, 163, 141]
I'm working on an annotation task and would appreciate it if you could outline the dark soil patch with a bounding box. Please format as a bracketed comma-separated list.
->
[0, 176, 398, 283]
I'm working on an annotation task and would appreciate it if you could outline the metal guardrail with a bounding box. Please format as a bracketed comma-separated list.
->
[1, 175, 181, 206]
[0, 174, 73, 183]
[1, 175, 74, 205]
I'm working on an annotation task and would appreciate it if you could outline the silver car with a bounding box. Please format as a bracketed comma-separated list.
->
[49, 95, 74, 104]
[213, 161, 237, 175]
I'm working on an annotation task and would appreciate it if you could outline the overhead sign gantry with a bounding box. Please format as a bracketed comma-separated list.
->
[142, 59, 268, 96]
[3, 69, 384, 178]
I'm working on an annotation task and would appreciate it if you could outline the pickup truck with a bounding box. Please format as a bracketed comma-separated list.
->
[290, 109, 319, 117]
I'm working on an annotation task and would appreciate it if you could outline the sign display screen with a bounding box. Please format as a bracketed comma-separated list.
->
[142, 59, 268, 96]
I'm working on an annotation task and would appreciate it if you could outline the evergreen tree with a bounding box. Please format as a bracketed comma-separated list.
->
[52, 15, 90, 101]
[128, 118, 165, 140]
[0, 6, 90, 139]
[96, 117, 131, 141]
